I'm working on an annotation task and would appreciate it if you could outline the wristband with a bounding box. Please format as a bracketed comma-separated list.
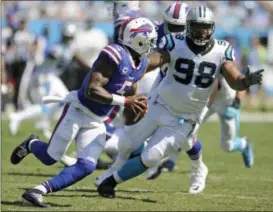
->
[111, 94, 125, 106]
[241, 78, 250, 89]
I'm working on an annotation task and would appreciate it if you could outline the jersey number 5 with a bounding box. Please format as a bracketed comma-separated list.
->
[116, 81, 133, 95]
[174, 58, 217, 88]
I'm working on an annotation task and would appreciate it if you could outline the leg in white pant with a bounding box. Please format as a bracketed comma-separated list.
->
[94, 109, 158, 186]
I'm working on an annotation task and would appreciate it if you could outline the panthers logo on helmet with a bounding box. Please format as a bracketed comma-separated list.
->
[129, 23, 153, 38]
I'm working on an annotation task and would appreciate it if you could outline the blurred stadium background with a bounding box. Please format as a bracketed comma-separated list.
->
[1, 1, 273, 211]
[1, 0, 273, 115]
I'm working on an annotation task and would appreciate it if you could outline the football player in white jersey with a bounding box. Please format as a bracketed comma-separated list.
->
[204, 77, 253, 165]
[97, 6, 264, 198]
[145, 78, 252, 180]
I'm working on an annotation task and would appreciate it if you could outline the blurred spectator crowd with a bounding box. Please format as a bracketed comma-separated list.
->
[2, 1, 273, 29]
[1, 1, 273, 115]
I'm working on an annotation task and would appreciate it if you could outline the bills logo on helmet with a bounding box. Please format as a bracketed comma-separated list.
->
[130, 24, 153, 38]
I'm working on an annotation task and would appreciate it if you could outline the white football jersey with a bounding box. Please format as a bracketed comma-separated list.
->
[136, 68, 160, 96]
[212, 75, 236, 112]
[156, 34, 235, 118]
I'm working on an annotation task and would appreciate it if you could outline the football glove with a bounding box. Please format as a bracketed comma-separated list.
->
[242, 66, 264, 88]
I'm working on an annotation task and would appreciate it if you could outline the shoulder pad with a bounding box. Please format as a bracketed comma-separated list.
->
[215, 40, 235, 61]
[101, 44, 123, 65]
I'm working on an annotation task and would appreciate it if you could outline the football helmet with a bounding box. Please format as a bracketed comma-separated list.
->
[186, 6, 215, 46]
[118, 17, 157, 55]
[163, 2, 189, 33]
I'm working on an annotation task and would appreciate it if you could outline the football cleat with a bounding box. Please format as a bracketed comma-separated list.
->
[242, 138, 254, 168]
[188, 162, 208, 194]
[97, 176, 116, 198]
[146, 159, 175, 180]
[22, 189, 49, 208]
[161, 160, 176, 173]
[94, 166, 117, 187]
[10, 134, 39, 165]
[146, 165, 162, 180]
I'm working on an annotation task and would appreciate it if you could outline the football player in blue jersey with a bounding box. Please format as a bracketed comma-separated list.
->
[10, 17, 159, 207]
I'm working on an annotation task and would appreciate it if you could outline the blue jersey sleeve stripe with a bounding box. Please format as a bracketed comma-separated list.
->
[225, 44, 234, 61]
[166, 34, 175, 51]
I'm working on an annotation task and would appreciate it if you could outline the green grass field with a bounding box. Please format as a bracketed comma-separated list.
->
[1, 119, 273, 211]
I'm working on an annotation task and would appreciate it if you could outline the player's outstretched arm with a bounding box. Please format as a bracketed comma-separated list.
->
[145, 49, 170, 73]
[221, 61, 264, 91]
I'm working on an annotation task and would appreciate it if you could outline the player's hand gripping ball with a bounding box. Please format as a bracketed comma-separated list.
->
[123, 95, 148, 125]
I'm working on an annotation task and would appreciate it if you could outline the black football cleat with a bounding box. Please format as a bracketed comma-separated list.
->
[22, 189, 49, 208]
[10, 134, 39, 165]
[97, 176, 117, 198]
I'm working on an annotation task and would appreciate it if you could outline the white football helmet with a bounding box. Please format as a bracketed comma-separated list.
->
[186, 6, 215, 46]
[163, 2, 189, 33]
[118, 17, 157, 55]
[113, 1, 140, 17]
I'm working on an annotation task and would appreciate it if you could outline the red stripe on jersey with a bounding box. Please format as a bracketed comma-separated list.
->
[106, 45, 121, 60]
[173, 2, 182, 19]
[105, 106, 121, 124]
[48, 104, 70, 145]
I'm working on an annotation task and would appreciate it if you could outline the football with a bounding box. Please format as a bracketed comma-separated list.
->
[123, 100, 148, 126]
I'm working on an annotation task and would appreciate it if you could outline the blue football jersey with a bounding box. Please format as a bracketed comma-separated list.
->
[77, 43, 148, 117]
[154, 21, 166, 47]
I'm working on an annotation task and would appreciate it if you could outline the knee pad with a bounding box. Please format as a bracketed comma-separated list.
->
[141, 148, 164, 168]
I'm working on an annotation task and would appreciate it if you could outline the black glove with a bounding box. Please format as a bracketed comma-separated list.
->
[242, 66, 264, 88]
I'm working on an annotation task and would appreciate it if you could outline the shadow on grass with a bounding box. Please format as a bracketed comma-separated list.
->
[1, 200, 71, 208]
[63, 188, 155, 194]
[6, 172, 54, 178]
[50, 193, 158, 203]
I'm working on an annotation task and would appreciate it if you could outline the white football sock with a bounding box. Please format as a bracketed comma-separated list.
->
[191, 153, 203, 167]
[34, 184, 47, 194]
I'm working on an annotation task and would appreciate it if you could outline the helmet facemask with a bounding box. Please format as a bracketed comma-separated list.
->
[164, 22, 185, 34]
[187, 21, 215, 46]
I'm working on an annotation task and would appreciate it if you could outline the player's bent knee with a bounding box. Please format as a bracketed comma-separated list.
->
[43, 156, 57, 166]
[141, 148, 164, 168]
[76, 158, 96, 175]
